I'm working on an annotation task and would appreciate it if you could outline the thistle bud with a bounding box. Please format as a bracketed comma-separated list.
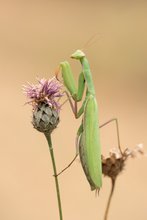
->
[32, 102, 59, 133]
[23, 77, 63, 134]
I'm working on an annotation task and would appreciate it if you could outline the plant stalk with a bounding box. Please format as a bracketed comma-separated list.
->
[44, 132, 63, 220]
[104, 178, 116, 220]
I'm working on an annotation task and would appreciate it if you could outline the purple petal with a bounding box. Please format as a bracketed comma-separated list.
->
[23, 77, 64, 111]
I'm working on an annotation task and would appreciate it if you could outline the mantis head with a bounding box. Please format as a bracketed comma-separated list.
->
[71, 50, 85, 60]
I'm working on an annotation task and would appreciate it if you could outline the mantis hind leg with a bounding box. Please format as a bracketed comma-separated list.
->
[55, 123, 83, 177]
[55, 154, 78, 177]
[100, 118, 123, 155]
[56, 118, 122, 177]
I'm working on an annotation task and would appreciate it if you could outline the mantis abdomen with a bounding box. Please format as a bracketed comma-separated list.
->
[79, 95, 102, 190]
[79, 133, 97, 191]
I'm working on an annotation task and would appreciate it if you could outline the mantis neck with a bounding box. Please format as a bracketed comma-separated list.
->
[80, 57, 95, 96]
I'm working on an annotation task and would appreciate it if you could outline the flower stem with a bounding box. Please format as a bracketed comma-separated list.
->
[44, 132, 63, 220]
[104, 178, 116, 220]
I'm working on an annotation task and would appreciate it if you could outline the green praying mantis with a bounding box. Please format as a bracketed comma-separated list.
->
[56, 49, 122, 192]
[56, 50, 102, 191]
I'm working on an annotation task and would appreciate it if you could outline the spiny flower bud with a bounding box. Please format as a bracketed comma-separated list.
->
[23, 77, 63, 133]
[32, 102, 59, 133]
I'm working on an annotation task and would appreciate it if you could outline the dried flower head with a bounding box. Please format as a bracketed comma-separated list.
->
[102, 144, 145, 180]
[102, 144, 145, 220]
[23, 77, 63, 133]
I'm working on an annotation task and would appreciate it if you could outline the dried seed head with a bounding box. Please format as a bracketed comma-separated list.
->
[102, 144, 145, 220]
[102, 144, 145, 180]
[102, 155, 125, 179]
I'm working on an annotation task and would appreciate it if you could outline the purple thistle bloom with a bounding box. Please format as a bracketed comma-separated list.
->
[23, 77, 63, 111]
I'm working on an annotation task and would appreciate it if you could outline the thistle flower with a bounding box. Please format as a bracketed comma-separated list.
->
[23, 77, 63, 133]
[23, 76, 64, 219]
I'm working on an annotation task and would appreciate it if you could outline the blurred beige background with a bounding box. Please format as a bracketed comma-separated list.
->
[0, 0, 147, 219]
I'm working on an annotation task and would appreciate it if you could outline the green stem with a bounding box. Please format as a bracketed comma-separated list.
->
[44, 132, 63, 220]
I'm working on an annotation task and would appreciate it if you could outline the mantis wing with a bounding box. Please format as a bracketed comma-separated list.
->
[79, 95, 102, 190]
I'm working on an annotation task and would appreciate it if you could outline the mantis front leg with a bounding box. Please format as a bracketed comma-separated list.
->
[59, 61, 86, 118]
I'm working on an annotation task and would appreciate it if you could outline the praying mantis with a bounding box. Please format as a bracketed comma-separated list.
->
[56, 50, 102, 191]
[56, 50, 122, 193]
